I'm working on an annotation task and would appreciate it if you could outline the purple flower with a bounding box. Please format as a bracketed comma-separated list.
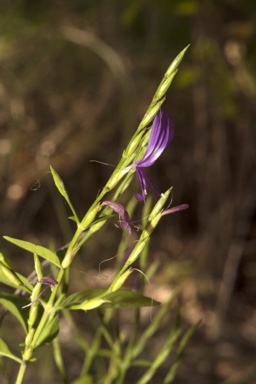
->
[126, 109, 174, 201]
[101, 201, 141, 235]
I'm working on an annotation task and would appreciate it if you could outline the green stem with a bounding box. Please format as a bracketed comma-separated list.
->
[31, 268, 65, 348]
[81, 326, 102, 375]
[15, 362, 27, 384]
[53, 337, 68, 384]
[15, 268, 65, 384]
[117, 309, 140, 384]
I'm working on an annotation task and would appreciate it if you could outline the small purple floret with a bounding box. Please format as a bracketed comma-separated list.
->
[101, 201, 140, 235]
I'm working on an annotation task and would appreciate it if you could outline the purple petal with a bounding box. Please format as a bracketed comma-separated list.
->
[135, 168, 147, 201]
[136, 109, 174, 168]
[125, 109, 174, 201]
[161, 204, 189, 216]
[40, 277, 58, 288]
[101, 201, 135, 235]
[135, 168, 161, 201]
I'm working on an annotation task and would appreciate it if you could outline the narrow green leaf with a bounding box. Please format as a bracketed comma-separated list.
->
[0, 264, 27, 290]
[0, 292, 29, 332]
[60, 289, 160, 310]
[3, 236, 61, 268]
[131, 288, 180, 360]
[164, 322, 199, 383]
[68, 216, 77, 222]
[0, 253, 30, 291]
[50, 165, 79, 224]
[138, 324, 182, 384]
[0, 339, 22, 364]
[105, 290, 160, 308]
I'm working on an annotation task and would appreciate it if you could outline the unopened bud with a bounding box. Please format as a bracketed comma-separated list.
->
[109, 268, 133, 292]
[25, 328, 35, 347]
[124, 130, 145, 158]
[148, 187, 172, 223]
[23, 346, 33, 362]
[28, 304, 39, 328]
[61, 248, 78, 269]
[80, 205, 100, 231]
[0, 262, 22, 287]
[105, 168, 129, 190]
[80, 298, 109, 311]
[34, 254, 42, 281]
[30, 283, 41, 303]
[138, 99, 165, 130]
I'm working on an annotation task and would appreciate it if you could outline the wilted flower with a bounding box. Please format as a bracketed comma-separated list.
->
[161, 204, 189, 216]
[126, 109, 174, 201]
[22, 277, 58, 308]
[101, 201, 141, 235]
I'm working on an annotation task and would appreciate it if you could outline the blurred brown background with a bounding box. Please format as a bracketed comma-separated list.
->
[1, 0, 256, 383]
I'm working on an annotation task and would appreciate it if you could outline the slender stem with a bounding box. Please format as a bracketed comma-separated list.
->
[81, 327, 102, 375]
[53, 337, 68, 384]
[15, 362, 27, 384]
[15, 268, 65, 384]
[117, 309, 140, 384]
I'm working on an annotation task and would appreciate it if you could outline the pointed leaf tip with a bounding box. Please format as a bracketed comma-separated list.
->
[0, 339, 23, 364]
[3, 236, 61, 268]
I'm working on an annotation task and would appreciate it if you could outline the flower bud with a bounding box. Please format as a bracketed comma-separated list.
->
[23, 346, 33, 362]
[0, 262, 22, 287]
[124, 130, 145, 158]
[80, 204, 100, 231]
[80, 298, 109, 311]
[34, 254, 42, 281]
[109, 268, 133, 292]
[105, 168, 129, 191]
[138, 99, 165, 130]
[25, 328, 35, 347]
[30, 283, 42, 303]
[61, 248, 78, 269]
[28, 304, 39, 328]
[148, 188, 173, 222]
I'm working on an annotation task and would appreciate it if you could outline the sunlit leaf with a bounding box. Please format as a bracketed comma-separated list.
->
[0, 265, 29, 291]
[0, 292, 29, 332]
[3, 236, 61, 268]
[0, 339, 22, 364]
